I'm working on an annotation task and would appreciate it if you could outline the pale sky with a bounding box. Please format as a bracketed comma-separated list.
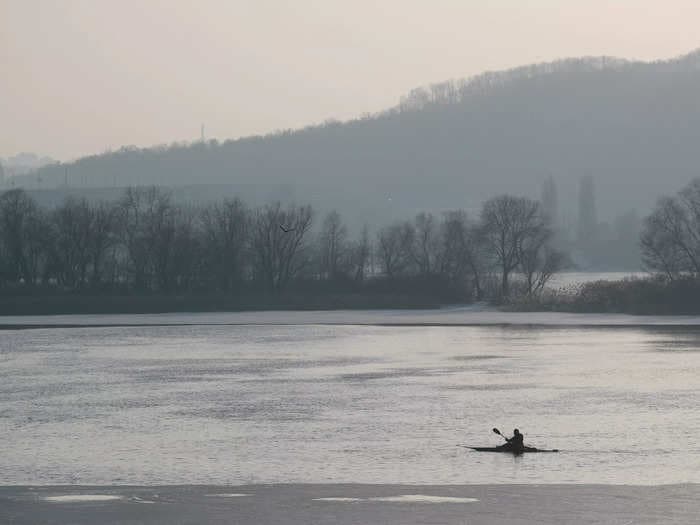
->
[2, 0, 700, 161]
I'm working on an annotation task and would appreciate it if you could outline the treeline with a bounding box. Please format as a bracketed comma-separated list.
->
[397, 56, 634, 112]
[0, 188, 565, 306]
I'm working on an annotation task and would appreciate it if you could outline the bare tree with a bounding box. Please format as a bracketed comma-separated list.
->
[376, 222, 414, 278]
[480, 195, 543, 298]
[0, 189, 48, 286]
[23, 206, 51, 286]
[250, 202, 313, 291]
[0, 189, 32, 284]
[438, 210, 487, 299]
[116, 186, 178, 291]
[318, 210, 348, 280]
[52, 198, 93, 289]
[517, 226, 566, 295]
[640, 183, 700, 278]
[412, 212, 439, 276]
[116, 187, 150, 290]
[348, 225, 371, 282]
[167, 205, 201, 291]
[87, 201, 117, 288]
[676, 179, 700, 273]
[200, 198, 249, 291]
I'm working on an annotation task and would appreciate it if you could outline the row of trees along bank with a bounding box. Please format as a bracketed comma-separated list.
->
[0, 187, 566, 305]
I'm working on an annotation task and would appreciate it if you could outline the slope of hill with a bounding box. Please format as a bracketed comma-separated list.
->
[1, 152, 56, 177]
[15, 49, 700, 230]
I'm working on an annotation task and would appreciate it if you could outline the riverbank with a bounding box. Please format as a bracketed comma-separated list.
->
[2, 307, 700, 328]
[0, 291, 447, 316]
[4, 273, 692, 318]
[1, 484, 697, 524]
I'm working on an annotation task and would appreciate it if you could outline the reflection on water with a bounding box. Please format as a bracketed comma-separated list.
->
[2, 324, 700, 485]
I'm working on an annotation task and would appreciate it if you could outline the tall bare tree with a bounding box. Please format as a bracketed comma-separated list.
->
[0, 189, 48, 286]
[480, 195, 543, 298]
[52, 198, 94, 289]
[349, 225, 371, 282]
[517, 227, 566, 296]
[412, 212, 439, 276]
[200, 198, 249, 291]
[318, 210, 348, 280]
[116, 186, 178, 291]
[641, 180, 700, 278]
[251, 202, 313, 291]
[167, 205, 201, 291]
[376, 222, 414, 278]
[438, 210, 487, 299]
[87, 201, 117, 288]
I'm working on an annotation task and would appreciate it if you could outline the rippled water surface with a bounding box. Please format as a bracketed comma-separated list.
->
[3, 323, 700, 484]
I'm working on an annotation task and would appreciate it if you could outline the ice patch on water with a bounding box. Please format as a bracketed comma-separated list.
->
[369, 495, 479, 503]
[313, 497, 362, 502]
[206, 493, 250, 497]
[129, 496, 155, 504]
[314, 495, 478, 503]
[44, 495, 122, 502]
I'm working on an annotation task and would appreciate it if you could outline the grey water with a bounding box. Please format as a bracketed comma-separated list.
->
[2, 322, 700, 485]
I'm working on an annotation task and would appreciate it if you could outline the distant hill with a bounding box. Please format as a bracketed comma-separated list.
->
[1, 152, 56, 177]
[13, 49, 700, 231]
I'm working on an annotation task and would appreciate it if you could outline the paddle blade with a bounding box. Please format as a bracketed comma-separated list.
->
[492, 427, 502, 436]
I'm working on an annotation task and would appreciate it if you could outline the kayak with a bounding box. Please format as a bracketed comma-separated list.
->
[460, 445, 559, 453]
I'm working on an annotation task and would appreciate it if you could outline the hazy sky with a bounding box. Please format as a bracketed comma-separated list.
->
[3, 0, 700, 161]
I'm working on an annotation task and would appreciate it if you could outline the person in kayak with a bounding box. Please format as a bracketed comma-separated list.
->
[505, 429, 524, 453]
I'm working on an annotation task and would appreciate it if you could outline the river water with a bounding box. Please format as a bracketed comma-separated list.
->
[2, 319, 700, 485]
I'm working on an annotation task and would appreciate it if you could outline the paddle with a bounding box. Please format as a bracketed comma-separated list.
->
[492, 427, 509, 442]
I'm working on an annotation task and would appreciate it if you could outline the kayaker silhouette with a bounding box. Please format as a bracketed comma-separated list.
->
[505, 428, 525, 454]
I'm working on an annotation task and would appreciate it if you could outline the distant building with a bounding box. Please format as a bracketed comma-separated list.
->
[577, 175, 598, 244]
[541, 175, 558, 228]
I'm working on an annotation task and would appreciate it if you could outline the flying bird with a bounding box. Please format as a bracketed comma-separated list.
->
[279, 224, 295, 233]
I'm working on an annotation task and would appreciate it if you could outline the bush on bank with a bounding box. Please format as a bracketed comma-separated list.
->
[509, 275, 700, 315]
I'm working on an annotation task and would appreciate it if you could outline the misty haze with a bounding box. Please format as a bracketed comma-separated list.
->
[3, 2, 700, 524]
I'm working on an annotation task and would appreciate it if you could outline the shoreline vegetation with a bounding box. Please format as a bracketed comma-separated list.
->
[508, 276, 700, 315]
[0, 290, 447, 316]
[4, 275, 700, 316]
